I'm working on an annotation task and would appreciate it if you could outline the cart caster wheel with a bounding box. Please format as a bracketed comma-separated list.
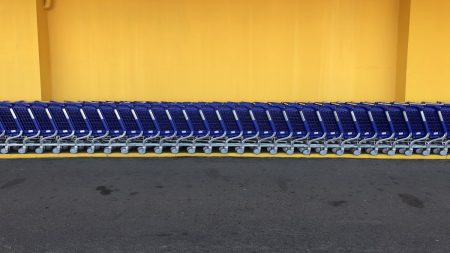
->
[203, 147, 212, 154]
[137, 147, 146, 154]
[365, 148, 373, 154]
[303, 149, 311, 155]
[319, 149, 327, 156]
[433, 148, 440, 154]
[331, 148, 338, 153]
[35, 147, 44, 154]
[285, 148, 294, 155]
[422, 150, 430, 156]
[370, 150, 378, 156]
[104, 147, 112, 154]
[120, 147, 129, 154]
[186, 147, 196, 154]
[253, 148, 261, 154]
[387, 150, 396, 156]
[154, 147, 163, 154]
[382, 148, 389, 154]
[219, 147, 228, 154]
[52, 147, 61, 154]
[404, 150, 413, 156]
[298, 148, 305, 152]
[70, 147, 78, 154]
[1, 148, 9, 154]
[18, 148, 26, 154]
[170, 147, 179, 154]
[235, 147, 244, 154]
[87, 147, 95, 154]
[398, 148, 406, 154]
[315, 148, 321, 153]
[415, 148, 423, 154]
[269, 148, 278, 155]
[440, 150, 448, 156]
[336, 149, 344, 156]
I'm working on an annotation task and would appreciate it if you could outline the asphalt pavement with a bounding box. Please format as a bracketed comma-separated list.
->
[0, 157, 449, 252]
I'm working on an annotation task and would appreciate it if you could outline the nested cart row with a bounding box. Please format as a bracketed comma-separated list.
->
[0, 102, 449, 156]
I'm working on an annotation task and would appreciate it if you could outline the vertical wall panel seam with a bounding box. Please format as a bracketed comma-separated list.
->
[395, 0, 411, 102]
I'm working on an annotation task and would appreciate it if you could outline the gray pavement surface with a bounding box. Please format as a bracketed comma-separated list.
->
[0, 158, 449, 252]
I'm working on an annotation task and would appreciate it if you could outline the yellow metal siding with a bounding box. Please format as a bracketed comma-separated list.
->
[0, 0, 42, 100]
[405, 0, 450, 102]
[46, 0, 401, 102]
[0, 0, 449, 102]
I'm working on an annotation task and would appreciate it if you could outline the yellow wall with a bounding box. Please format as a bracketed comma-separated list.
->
[36, 0, 52, 100]
[46, 0, 401, 102]
[2, 0, 449, 102]
[405, 0, 450, 102]
[0, 0, 42, 100]
[395, 0, 411, 102]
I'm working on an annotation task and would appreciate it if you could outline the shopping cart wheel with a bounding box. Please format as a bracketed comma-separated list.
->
[1, 148, 9, 154]
[415, 148, 423, 154]
[387, 150, 396, 156]
[433, 148, 440, 154]
[69, 147, 78, 154]
[137, 147, 146, 154]
[365, 148, 372, 154]
[203, 147, 212, 154]
[315, 148, 321, 153]
[187, 147, 196, 154]
[52, 147, 61, 154]
[382, 148, 389, 154]
[285, 148, 294, 155]
[235, 147, 245, 154]
[440, 150, 448, 156]
[398, 148, 406, 154]
[35, 147, 44, 154]
[422, 150, 430, 156]
[18, 147, 27, 154]
[269, 148, 278, 155]
[253, 147, 261, 154]
[404, 150, 413, 156]
[302, 149, 311, 155]
[370, 150, 378, 156]
[86, 147, 95, 154]
[219, 147, 228, 154]
[331, 148, 338, 153]
[104, 147, 112, 154]
[154, 147, 163, 154]
[336, 149, 344, 156]
[171, 147, 179, 154]
[120, 147, 129, 154]
[319, 149, 327, 156]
